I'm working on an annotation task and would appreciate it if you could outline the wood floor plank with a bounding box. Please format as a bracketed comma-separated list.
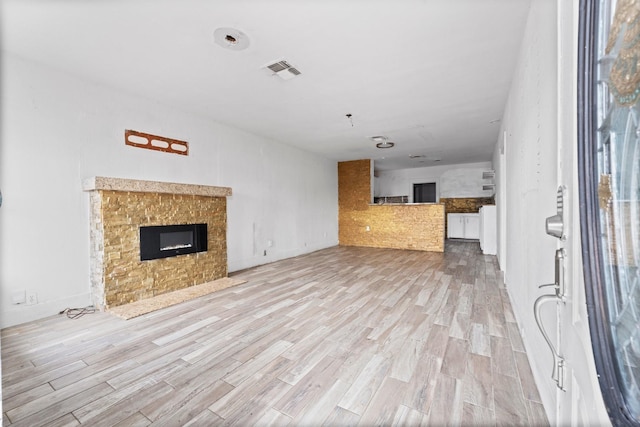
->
[441, 337, 469, 379]
[222, 339, 294, 387]
[514, 350, 543, 403]
[294, 378, 349, 426]
[180, 409, 223, 427]
[73, 376, 160, 423]
[470, 322, 492, 356]
[389, 338, 423, 382]
[463, 353, 494, 410]
[208, 357, 291, 419]
[493, 372, 530, 426]
[255, 408, 293, 426]
[462, 401, 496, 426]
[8, 382, 114, 427]
[1, 242, 547, 426]
[39, 413, 81, 427]
[151, 316, 221, 346]
[338, 354, 392, 415]
[358, 376, 408, 426]
[427, 373, 464, 425]
[3, 360, 87, 397]
[79, 381, 174, 427]
[321, 406, 360, 427]
[2, 382, 55, 412]
[112, 412, 151, 427]
[490, 335, 518, 378]
[527, 400, 550, 426]
[423, 324, 449, 358]
[391, 404, 428, 426]
[5, 358, 136, 423]
[143, 379, 233, 426]
[402, 352, 442, 413]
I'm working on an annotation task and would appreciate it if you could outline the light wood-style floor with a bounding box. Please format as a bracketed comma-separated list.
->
[2, 241, 548, 426]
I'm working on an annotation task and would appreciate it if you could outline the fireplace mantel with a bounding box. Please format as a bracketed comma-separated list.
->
[83, 176, 232, 197]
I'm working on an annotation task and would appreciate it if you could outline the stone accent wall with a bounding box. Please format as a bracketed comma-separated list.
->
[85, 177, 230, 309]
[338, 159, 372, 212]
[339, 160, 444, 252]
[440, 197, 495, 214]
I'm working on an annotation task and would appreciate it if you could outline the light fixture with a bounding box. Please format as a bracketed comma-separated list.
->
[214, 27, 250, 51]
[376, 141, 394, 149]
[370, 136, 395, 149]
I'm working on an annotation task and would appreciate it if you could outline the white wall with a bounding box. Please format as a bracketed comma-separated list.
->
[497, 0, 609, 425]
[374, 161, 494, 201]
[497, 0, 562, 421]
[0, 53, 338, 328]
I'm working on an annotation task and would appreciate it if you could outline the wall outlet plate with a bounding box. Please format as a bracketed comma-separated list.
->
[26, 291, 37, 305]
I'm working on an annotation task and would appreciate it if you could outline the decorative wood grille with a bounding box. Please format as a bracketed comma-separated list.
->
[125, 129, 189, 156]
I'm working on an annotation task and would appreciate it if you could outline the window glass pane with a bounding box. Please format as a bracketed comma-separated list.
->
[596, 0, 640, 418]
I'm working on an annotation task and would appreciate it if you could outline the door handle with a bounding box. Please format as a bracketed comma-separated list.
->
[533, 248, 567, 390]
[534, 294, 565, 390]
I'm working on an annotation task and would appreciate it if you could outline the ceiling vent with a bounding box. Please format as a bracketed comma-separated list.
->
[263, 60, 301, 80]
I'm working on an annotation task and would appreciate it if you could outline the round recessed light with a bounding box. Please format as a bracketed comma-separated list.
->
[370, 135, 394, 148]
[376, 141, 395, 149]
[214, 27, 250, 51]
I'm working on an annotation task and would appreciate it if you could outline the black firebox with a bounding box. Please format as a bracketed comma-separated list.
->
[139, 223, 208, 261]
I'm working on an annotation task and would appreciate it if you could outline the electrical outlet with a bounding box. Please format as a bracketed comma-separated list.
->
[26, 291, 37, 306]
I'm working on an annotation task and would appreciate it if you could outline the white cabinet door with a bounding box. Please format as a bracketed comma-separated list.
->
[447, 214, 465, 238]
[464, 214, 480, 239]
[447, 213, 480, 239]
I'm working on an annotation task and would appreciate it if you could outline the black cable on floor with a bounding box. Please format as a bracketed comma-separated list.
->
[59, 306, 96, 319]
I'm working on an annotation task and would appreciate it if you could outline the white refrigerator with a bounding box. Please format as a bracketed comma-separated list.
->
[479, 205, 497, 255]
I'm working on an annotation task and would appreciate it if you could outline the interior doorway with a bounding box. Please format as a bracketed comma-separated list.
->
[413, 182, 436, 203]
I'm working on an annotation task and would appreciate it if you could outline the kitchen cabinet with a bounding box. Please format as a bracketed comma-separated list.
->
[447, 213, 480, 239]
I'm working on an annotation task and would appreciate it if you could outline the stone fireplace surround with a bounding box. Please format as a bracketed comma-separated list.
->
[83, 177, 232, 310]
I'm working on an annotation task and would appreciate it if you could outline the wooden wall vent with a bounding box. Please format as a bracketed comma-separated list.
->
[125, 129, 189, 156]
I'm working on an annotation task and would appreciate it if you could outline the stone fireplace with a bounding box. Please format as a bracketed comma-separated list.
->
[83, 177, 232, 310]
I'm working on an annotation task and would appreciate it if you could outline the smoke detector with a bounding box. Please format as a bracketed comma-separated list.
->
[214, 27, 250, 51]
[262, 60, 302, 80]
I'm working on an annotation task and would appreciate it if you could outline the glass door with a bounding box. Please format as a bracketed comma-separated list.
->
[579, 0, 640, 424]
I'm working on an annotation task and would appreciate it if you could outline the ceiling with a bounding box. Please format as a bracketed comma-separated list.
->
[1, 0, 531, 171]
